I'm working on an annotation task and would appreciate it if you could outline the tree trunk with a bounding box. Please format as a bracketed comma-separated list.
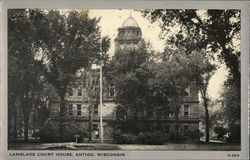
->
[59, 95, 66, 141]
[204, 98, 210, 142]
[13, 110, 17, 138]
[24, 118, 29, 142]
[174, 111, 179, 144]
[88, 103, 93, 141]
[22, 97, 32, 143]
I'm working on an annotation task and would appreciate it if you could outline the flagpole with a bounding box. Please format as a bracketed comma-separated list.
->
[99, 38, 104, 144]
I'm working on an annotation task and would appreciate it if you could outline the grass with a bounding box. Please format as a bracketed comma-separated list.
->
[8, 142, 240, 151]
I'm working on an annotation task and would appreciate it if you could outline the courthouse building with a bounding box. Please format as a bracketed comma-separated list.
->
[49, 16, 200, 141]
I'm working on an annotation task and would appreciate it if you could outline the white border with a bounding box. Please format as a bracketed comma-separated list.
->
[1, 0, 249, 160]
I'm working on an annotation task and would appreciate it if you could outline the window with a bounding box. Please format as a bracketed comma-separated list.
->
[68, 104, 73, 116]
[177, 125, 181, 133]
[94, 104, 98, 116]
[146, 109, 153, 118]
[77, 104, 81, 116]
[93, 124, 99, 139]
[184, 125, 189, 135]
[78, 89, 82, 96]
[175, 125, 181, 134]
[109, 85, 115, 97]
[185, 87, 191, 96]
[184, 105, 189, 117]
[69, 88, 73, 96]
[165, 125, 170, 134]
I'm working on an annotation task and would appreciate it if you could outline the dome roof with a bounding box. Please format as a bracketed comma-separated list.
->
[121, 16, 139, 28]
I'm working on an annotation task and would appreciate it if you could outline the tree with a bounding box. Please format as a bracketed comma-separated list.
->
[141, 10, 237, 142]
[8, 9, 46, 142]
[105, 47, 151, 122]
[214, 126, 228, 140]
[32, 10, 110, 139]
[86, 70, 100, 141]
[220, 77, 241, 141]
[141, 10, 240, 88]
[187, 50, 216, 142]
[147, 51, 196, 142]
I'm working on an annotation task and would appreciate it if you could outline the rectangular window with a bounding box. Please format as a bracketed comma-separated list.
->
[184, 125, 189, 135]
[78, 89, 82, 96]
[68, 104, 73, 116]
[93, 124, 99, 139]
[165, 125, 170, 134]
[177, 125, 181, 134]
[184, 105, 189, 117]
[185, 87, 191, 96]
[146, 109, 153, 118]
[108, 85, 115, 97]
[77, 104, 81, 116]
[69, 88, 73, 96]
[94, 104, 98, 116]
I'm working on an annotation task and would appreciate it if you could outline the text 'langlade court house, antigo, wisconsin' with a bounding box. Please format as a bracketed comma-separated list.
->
[49, 16, 200, 141]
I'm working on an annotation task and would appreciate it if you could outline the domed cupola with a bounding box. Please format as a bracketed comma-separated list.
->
[115, 15, 144, 52]
[121, 16, 139, 28]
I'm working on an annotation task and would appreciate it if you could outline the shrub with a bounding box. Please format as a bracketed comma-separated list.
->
[227, 124, 240, 142]
[214, 126, 228, 140]
[39, 119, 60, 142]
[117, 133, 138, 144]
[185, 129, 202, 140]
[62, 121, 85, 142]
[137, 132, 166, 145]
[32, 130, 40, 139]
[40, 119, 88, 142]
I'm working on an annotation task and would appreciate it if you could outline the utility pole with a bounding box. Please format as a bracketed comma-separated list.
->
[99, 38, 104, 144]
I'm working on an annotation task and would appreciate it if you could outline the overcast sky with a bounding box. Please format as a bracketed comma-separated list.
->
[88, 9, 229, 100]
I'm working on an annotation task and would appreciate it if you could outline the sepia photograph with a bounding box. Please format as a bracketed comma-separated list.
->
[7, 8, 241, 152]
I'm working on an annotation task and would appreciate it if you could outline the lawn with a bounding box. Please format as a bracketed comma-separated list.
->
[8, 142, 240, 151]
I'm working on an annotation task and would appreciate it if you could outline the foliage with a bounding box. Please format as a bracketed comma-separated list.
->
[30, 10, 111, 125]
[185, 129, 203, 140]
[40, 119, 87, 142]
[219, 76, 240, 141]
[8, 9, 50, 142]
[137, 132, 166, 145]
[40, 119, 60, 142]
[62, 121, 87, 142]
[221, 80, 240, 124]
[105, 48, 152, 120]
[114, 132, 167, 145]
[141, 10, 241, 141]
[115, 133, 138, 144]
[8, 9, 111, 141]
[214, 126, 228, 140]
[141, 9, 240, 87]
[227, 124, 240, 142]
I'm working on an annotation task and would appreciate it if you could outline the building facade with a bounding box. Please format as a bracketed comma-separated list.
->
[49, 16, 200, 141]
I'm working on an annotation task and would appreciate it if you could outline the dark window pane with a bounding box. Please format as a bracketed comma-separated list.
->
[78, 89, 82, 96]
[165, 125, 170, 134]
[94, 104, 98, 116]
[77, 104, 81, 116]
[69, 89, 73, 96]
[68, 104, 73, 116]
[184, 105, 189, 117]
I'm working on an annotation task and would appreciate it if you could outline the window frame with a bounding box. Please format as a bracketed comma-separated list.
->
[68, 104, 73, 116]
[184, 105, 190, 117]
[77, 104, 81, 116]
[184, 125, 189, 135]
[93, 104, 99, 116]
[69, 88, 73, 97]
[77, 88, 82, 96]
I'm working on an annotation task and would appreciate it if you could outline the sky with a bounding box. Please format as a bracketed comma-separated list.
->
[88, 9, 229, 100]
